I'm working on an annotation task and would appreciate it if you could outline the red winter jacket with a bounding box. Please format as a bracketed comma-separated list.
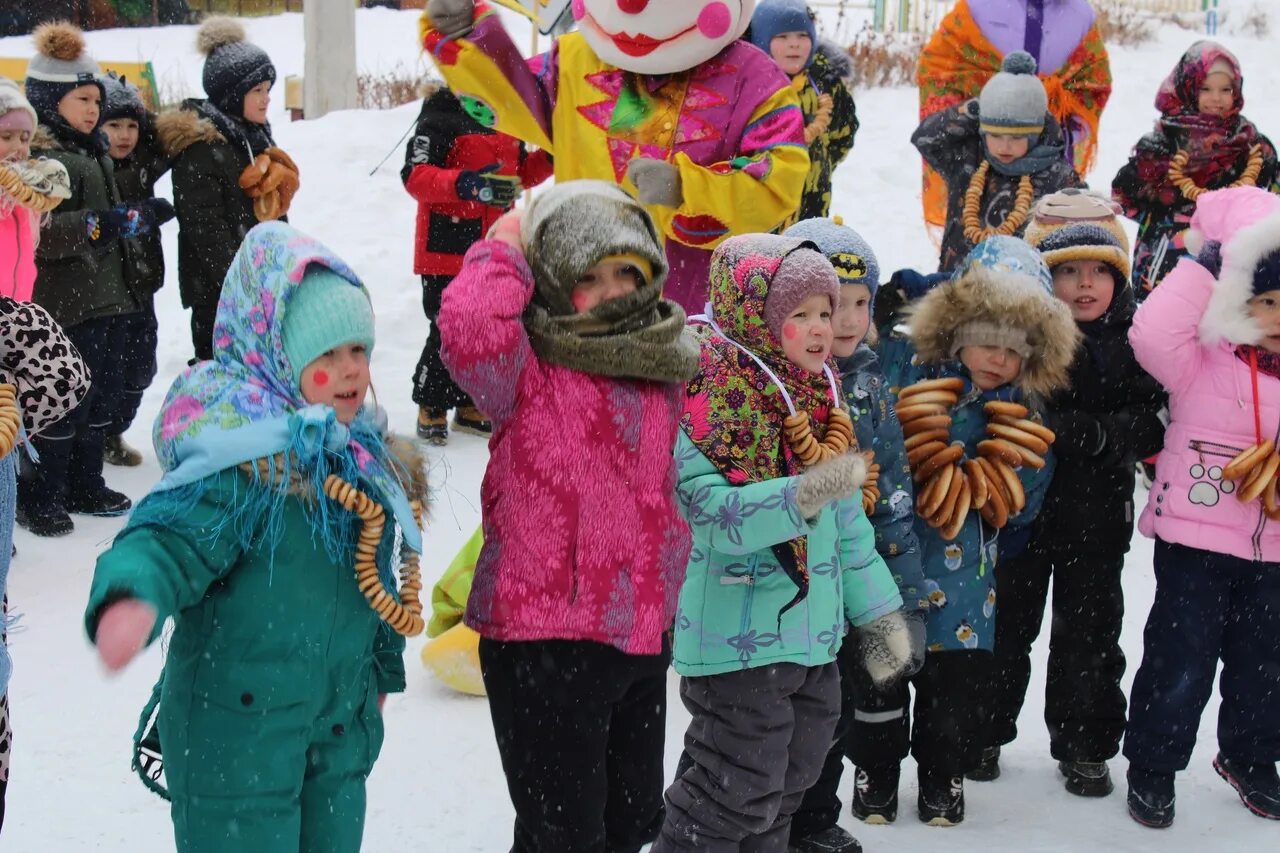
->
[402, 87, 552, 277]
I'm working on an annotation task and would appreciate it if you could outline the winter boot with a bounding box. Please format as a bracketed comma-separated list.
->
[787, 825, 862, 853]
[103, 434, 143, 467]
[1213, 752, 1280, 819]
[417, 407, 448, 445]
[65, 486, 132, 517]
[851, 764, 900, 824]
[453, 405, 492, 437]
[1127, 766, 1175, 828]
[1059, 760, 1114, 797]
[967, 745, 1001, 782]
[15, 502, 73, 537]
[917, 769, 964, 827]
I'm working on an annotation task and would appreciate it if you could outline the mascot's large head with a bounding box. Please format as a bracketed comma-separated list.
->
[573, 0, 756, 75]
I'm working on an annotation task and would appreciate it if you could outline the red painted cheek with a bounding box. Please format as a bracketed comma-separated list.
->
[782, 322, 799, 340]
[570, 290, 592, 312]
[312, 369, 329, 387]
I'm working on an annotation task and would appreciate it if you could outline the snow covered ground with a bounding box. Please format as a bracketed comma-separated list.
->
[2, 6, 1279, 850]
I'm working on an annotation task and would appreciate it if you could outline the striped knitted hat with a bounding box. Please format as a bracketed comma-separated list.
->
[1024, 189, 1132, 283]
[978, 51, 1046, 136]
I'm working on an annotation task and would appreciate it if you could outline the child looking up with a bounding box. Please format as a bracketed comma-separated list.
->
[85, 222, 425, 852]
[913, 51, 1081, 272]
[783, 217, 927, 853]
[655, 233, 911, 851]
[1112, 42, 1279, 296]
[439, 180, 699, 853]
[1123, 185, 1280, 827]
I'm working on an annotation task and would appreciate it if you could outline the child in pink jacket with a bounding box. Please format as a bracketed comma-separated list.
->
[438, 180, 698, 852]
[1125, 185, 1280, 828]
[0, 77, 69, 302]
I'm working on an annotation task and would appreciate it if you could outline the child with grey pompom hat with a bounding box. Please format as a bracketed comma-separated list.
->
[913, 50, 1083, 272]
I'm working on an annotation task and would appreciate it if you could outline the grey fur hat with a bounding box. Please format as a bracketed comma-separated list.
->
[520, 180, 668, 315]
[24, 21, 104, 126]
[979, 51, 1047, 136]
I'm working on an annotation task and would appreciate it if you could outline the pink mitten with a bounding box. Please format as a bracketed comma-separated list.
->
[96, 598, 158, 672]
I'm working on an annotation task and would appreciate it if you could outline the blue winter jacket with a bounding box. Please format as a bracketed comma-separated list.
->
[838, 344, 927, 612]
[876, 335, 1054, 652]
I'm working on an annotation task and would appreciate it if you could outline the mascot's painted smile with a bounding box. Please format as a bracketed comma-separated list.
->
[573, 0, 743, 70]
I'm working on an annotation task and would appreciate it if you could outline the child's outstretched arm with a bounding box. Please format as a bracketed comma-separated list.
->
[84, 472, 248, 671]
[836, 497, 904, 628]
[0, 297, 90, 436]
[438, 213, 532, 424]
[1129, 256, 1215, 393]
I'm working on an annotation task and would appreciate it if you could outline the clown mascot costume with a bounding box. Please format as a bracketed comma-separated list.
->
[420, 0, 809, 314]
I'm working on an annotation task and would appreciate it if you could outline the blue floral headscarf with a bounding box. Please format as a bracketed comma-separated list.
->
[130, 222, 421, 556]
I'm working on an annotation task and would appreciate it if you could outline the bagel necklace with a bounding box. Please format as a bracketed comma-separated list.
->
[962, 161, 1035, 244]
[894, 378, 1057, 540]
[1167, 144, 1264, 201]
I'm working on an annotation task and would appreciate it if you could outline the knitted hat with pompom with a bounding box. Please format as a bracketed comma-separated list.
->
[23, 21, 104, 126]
[198, 16, 276, 118]
[979, 51, 1047, 137]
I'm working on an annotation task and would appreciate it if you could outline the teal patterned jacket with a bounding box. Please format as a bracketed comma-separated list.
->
[670, 432, 903, 677]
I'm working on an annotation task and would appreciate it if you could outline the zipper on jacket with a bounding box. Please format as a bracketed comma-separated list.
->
[731, 555, 759, 639]
[1187, 439, 1245, 462]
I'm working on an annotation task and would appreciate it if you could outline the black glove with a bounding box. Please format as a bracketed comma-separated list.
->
[409, 136, 434, 167]
[873, 273, 909, 333]
[455, 164, 522, 207]
[146, 197, 176, 227]
[86, 202, 167, 244]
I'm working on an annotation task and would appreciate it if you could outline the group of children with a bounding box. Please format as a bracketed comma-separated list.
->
[0, 6, 1276, 853]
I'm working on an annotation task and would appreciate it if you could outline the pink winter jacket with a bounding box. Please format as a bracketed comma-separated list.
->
[1, 207, 37, 301]
[439, 239, 692, 655]
[1130, 257, 1280, 562]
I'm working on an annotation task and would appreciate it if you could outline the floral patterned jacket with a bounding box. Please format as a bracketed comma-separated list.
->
[670, 432, 902, 677]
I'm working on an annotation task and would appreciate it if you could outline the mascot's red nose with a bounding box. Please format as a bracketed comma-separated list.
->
[617, 0, 650, 13]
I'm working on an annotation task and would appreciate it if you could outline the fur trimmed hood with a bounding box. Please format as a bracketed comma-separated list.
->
[155, 106, 224, 158]
[1185, 186, 1280, 347]
[905, 264, 1080, 397]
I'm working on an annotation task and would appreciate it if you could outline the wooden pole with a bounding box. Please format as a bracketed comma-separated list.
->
[303, 0, 358, 120]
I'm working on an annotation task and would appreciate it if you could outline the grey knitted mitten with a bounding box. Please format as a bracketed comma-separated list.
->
[795, 453, 867, 520]
[626, 158, 683, 207]
[426, 0, 476, 37]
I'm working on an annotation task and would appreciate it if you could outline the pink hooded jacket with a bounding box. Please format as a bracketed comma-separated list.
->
[1, 206, 37, 302]
[1130, 186, 1280, 562]
[439, 239, 692, 655]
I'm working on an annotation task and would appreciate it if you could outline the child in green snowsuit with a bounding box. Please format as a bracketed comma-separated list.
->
[84, 222, 428, 853]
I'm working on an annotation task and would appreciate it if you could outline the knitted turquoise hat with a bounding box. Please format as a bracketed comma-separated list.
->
[282, 266, 375, 382]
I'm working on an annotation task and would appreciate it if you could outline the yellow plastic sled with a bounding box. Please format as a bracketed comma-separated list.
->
[420, 527, 486, 696]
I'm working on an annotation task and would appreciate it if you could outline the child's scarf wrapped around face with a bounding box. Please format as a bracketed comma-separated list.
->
[681, 234, 842, 619]
[127, 222, 421, 566]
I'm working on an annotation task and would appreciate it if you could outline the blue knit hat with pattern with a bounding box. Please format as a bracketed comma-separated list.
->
[282, 267, 376, 383]
[784, 216, 881, 299]
[749, 0, 818, 70]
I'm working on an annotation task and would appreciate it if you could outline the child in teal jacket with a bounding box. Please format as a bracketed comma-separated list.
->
[785, 217, 928, 853]
[84, 223, 427, 853]
[655, 234, 912, 852]
[849, 235, 1079, 828]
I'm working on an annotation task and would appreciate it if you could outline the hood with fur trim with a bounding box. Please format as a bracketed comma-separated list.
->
[1185, 186, 1280, 347]
[905, 264, 1080, 397]
[155, 106, 224, 158]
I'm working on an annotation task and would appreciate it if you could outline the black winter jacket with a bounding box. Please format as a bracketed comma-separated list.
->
[1029, 279, 1166, 555]
[113, 118, 172, 300]
[158, 99, 274, 310]
[30, 120, 137, 329]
